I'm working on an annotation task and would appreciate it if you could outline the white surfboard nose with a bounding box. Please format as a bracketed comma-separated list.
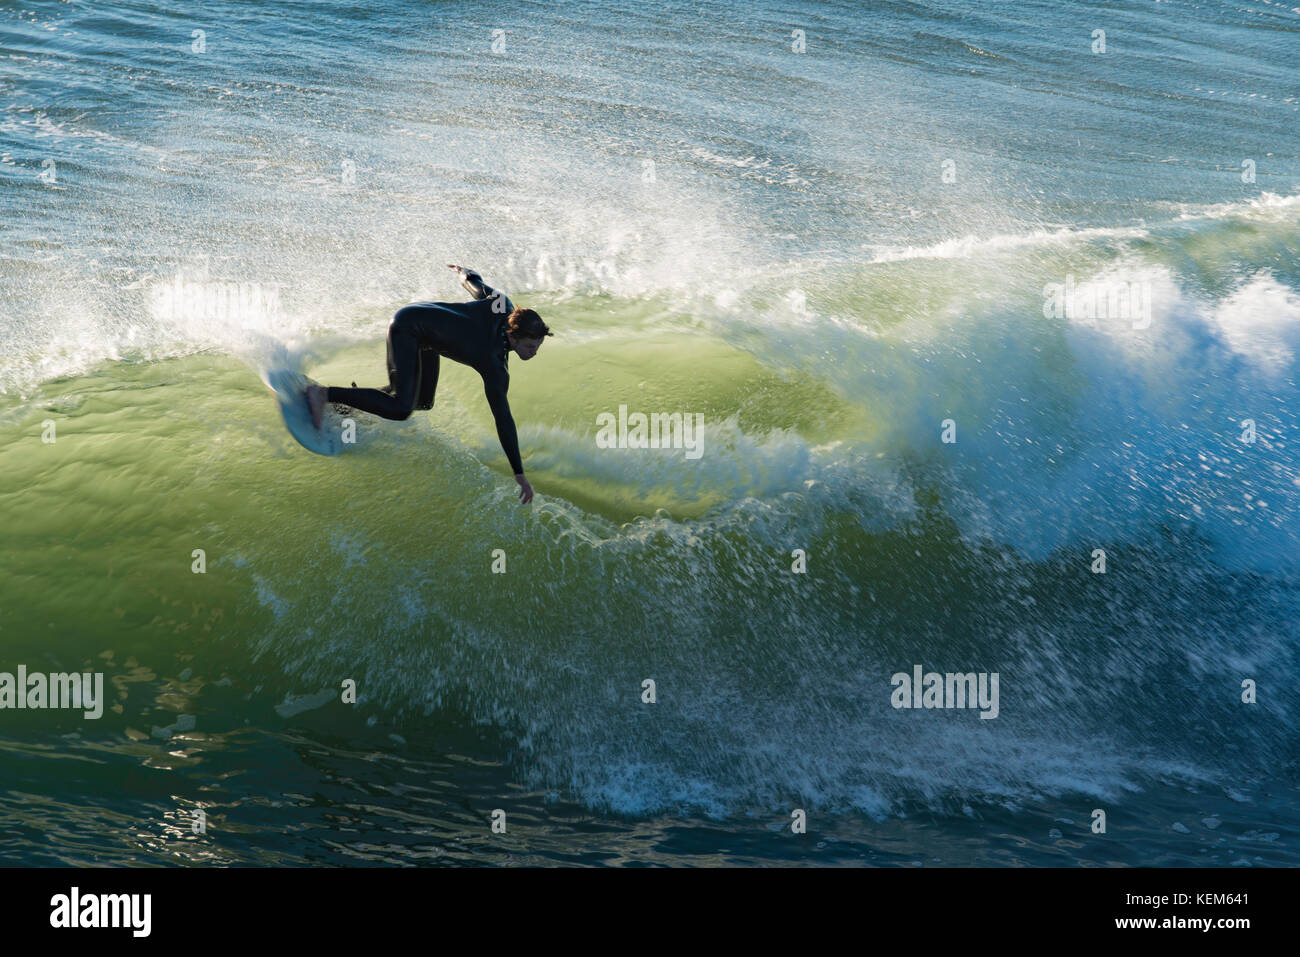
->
[265, 368, 342, 456]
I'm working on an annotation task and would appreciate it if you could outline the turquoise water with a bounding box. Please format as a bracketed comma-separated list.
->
[1, 0, 1298, 865]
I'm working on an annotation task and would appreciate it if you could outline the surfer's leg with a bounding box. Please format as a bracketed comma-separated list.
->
[324, 323, 422, 420]
[414, 348, 439, 410]
[383, 332, 402, 396]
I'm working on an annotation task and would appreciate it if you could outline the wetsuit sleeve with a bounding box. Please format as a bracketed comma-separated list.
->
[483, 373, 524, 475]
[460, 269, 514, 314]
[460, 269, 495, 300]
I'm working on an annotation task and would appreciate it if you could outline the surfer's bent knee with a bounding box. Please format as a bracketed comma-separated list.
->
[392, 305, 422, 330]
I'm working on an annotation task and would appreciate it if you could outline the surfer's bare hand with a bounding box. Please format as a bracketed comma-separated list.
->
[515, 474, 534, 504]
[446, 263, 463, 274]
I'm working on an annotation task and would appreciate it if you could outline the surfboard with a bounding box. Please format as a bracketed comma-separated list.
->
[263, 368, 344, 456]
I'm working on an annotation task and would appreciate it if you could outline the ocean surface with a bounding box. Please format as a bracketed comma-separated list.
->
[1, 0, 1298, 866]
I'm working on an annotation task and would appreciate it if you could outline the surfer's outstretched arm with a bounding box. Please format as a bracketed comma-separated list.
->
[447, 263, 512, 311]
[459, 267, 494, 300]
[482, 375, 532, 503]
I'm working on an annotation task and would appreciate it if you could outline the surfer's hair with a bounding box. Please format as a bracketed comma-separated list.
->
[508, 307, 551, 340]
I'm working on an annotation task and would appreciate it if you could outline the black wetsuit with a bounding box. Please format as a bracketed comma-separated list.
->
[326, 270, 524, 475]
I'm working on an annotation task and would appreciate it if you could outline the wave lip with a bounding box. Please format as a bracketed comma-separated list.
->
[864, 225, 1152, 264]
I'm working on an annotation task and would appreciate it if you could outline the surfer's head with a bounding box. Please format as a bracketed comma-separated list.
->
[506, 307, 551, 360]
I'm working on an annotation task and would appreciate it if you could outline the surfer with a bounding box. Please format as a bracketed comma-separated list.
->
[307, 264, 551, 503]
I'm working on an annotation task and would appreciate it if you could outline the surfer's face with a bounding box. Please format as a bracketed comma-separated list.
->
[512, 337, 544, 360]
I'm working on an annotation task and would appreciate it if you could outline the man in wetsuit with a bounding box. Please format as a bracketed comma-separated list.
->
[307, 264, 551, 503]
